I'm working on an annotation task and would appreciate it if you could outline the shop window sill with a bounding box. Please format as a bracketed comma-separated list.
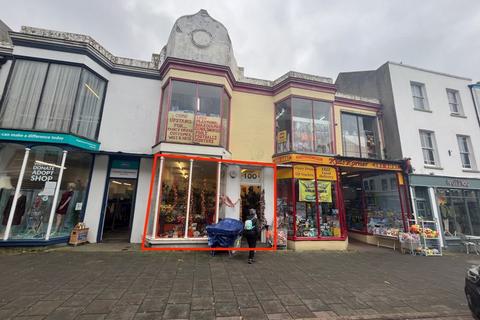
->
[413, 108, 432, 113]
[450, 113, 467, 118]
[424, 165, 443, 170]
[463, 169, 480, 173]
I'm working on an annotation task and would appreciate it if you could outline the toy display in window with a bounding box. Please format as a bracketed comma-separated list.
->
[295, 202, 317, 237]
[25, 195, 49, 237]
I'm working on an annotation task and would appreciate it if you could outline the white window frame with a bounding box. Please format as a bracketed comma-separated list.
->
[419, 130, 439, 166]
[411, 82, 429, 111]
[446, 89, 464, 116]
[457, 135, 476, 170]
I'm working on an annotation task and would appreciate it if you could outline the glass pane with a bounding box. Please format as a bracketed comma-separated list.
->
[313, 101, 333, 154]
[296, 178, 318, 237]
[9, 146, 64, 240]
[276, 171, 292, 242]
[158, 83, 170, 142]
[50, 151, 92, 238]
[35, 64, 82, 132]
[71, 69, 106, 140]
[318, 180, 340, 237]
[0, 143, 26, 239]
[364, 173, 403, 236]
[360, 116, 379, 159]
[193, 84, 222, 146]
[275, 99, 292, 153]
[221, 92, 230, 148]
[341, 113, 360, 157]
[188, 161, 217, 238]
[0, 60, 48, 129]
[437, 188, 474, 236]
[414, 187, 433, 220]
[166, 81, 196, 143]
[157, 159, 190, 238]
[292, 98, 314, 153]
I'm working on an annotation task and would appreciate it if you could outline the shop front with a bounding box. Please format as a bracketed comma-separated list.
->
[410, 175, 480, 248]
[273, 153, 410, 250]
[0, 132, 98, 245]
[144, 154, 275, 248]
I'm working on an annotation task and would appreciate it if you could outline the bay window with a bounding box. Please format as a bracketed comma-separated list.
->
[275, 97, 333, 155]
[158, 80, 230, 148]
[0, 59, 106, 140]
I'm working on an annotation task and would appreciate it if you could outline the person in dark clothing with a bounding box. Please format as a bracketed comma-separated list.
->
[244, 208, 258, 264]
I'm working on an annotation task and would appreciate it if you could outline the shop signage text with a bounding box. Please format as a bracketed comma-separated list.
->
[240, 169, 262, 184]
[166, 111, 194, 143]
[446, 178, 469, 188]
[193, 115, 220, 145]
[0, 129, 100, 151]
[31, 164, 56, 182]
[273, 154, 401, 171]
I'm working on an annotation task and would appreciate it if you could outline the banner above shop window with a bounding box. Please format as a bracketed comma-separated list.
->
[293, 165, 337, 181]
[273, 154, 402, 171]
[298, 180, 332, 203]
[110, 160, 139, 179]
[0, 129, 100, 151]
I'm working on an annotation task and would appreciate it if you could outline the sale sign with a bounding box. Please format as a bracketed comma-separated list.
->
[166, 111, 194, 143]
[193, 115, 221, 145]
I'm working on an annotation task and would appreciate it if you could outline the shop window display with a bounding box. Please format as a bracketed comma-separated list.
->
[437, 188, 480, 237]
[188, 161, 217, 238]
[158, 159, 190, 238]
[341, 113, 380, 159]
[276, 170, 292, 240]
[275, 99, 291, 154]
[414, 187, 433, 220]
[343, 172, 406, 236]
[292, 99, 314, 153]
[318, 180, 341, 237]
[0, 143, 27, 238]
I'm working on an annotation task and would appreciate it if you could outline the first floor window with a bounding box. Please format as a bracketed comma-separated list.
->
[341, 113, 380, 159]
[458, 135, 476, 169]
[447, 89, 463, 115]
[419, 130, 438, 166]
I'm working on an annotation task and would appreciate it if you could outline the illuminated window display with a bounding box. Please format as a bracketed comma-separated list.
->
[343, 171, 407, 236]
[276, 165, 344, 240]
[437, 188, 480, 237]
[157, 80, 230, 148]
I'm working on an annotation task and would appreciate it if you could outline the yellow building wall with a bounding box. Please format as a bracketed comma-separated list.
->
[334, 105, 378, 156]
[273, 87, 334, 103]
[287, 239, 348, 251]
[229, 91, 274, 162]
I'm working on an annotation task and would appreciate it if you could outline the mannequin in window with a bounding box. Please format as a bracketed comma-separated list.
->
[2, 192, 27, 226]
[54, 182, 76, 234]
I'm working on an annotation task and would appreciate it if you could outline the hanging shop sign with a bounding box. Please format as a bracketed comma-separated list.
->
[273, 154, 401, 171]
[293, 165, 315, 179]
[193, 115, 221, 145]
[166, 111, 194, 143]
[277, 168, 292, 180]
[240, 169, 262, 184]
[298, 180, 332, 203]
[0, 129, 100, 151]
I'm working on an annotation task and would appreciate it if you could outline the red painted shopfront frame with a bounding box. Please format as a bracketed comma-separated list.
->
[155, 78, 232, 150]
[285, 163, 347, 241]
[141, 153, 278, 251]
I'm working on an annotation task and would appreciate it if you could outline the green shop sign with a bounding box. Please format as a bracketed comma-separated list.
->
[0, 129, 100, 151]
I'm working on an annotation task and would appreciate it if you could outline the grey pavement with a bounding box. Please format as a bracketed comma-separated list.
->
[0, 243, 476, 320]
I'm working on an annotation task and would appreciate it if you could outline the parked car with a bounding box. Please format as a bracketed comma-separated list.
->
[465, 265, 480, 319]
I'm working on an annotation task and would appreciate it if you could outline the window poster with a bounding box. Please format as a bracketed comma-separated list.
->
[193, 115, 221, 145]
[299, 180, 332, 203]
[166, 111, 194, 143]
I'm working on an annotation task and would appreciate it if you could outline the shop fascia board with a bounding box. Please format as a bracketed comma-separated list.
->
[152, 142, 231, 159]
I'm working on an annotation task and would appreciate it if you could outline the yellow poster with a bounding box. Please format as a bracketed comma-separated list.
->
[299, 180, 316, 202]
[277, 130, 287, 143]
[317, 181, 332, 203]
[193, 115, 221, 145]
[166, 111, 194, 143]
[316, 166, 337, 181]
[293, 165, 315, 179]
[298, 180, 332, 203]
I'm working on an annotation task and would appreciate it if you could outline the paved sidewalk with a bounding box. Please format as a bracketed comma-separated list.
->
[0, 245, 476, 320]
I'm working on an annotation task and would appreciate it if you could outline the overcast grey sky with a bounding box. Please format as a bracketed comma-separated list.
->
[2, 0, 480, 81]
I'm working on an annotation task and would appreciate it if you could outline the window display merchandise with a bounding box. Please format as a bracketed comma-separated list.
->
[344, 172, 407, 236]
[0, 143, 92, 242]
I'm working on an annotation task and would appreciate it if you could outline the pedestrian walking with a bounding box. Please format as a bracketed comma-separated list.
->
[244, 208, 258, 264]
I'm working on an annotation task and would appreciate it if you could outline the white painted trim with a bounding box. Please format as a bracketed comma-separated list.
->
[45, 150, 68, 240]
[428, 187, 444, 247]
[151, 156, 164, 239]
[184, 159, 194, 238]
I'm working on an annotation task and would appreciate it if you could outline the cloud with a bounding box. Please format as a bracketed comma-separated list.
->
[1, 0, 479, 81]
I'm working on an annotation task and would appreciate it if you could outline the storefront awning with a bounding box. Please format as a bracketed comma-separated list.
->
[0, 129, 100, 151]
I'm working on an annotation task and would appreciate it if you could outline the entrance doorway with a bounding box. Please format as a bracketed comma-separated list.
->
[102, 178, 137, 242]
[240, 185, 261, 222]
